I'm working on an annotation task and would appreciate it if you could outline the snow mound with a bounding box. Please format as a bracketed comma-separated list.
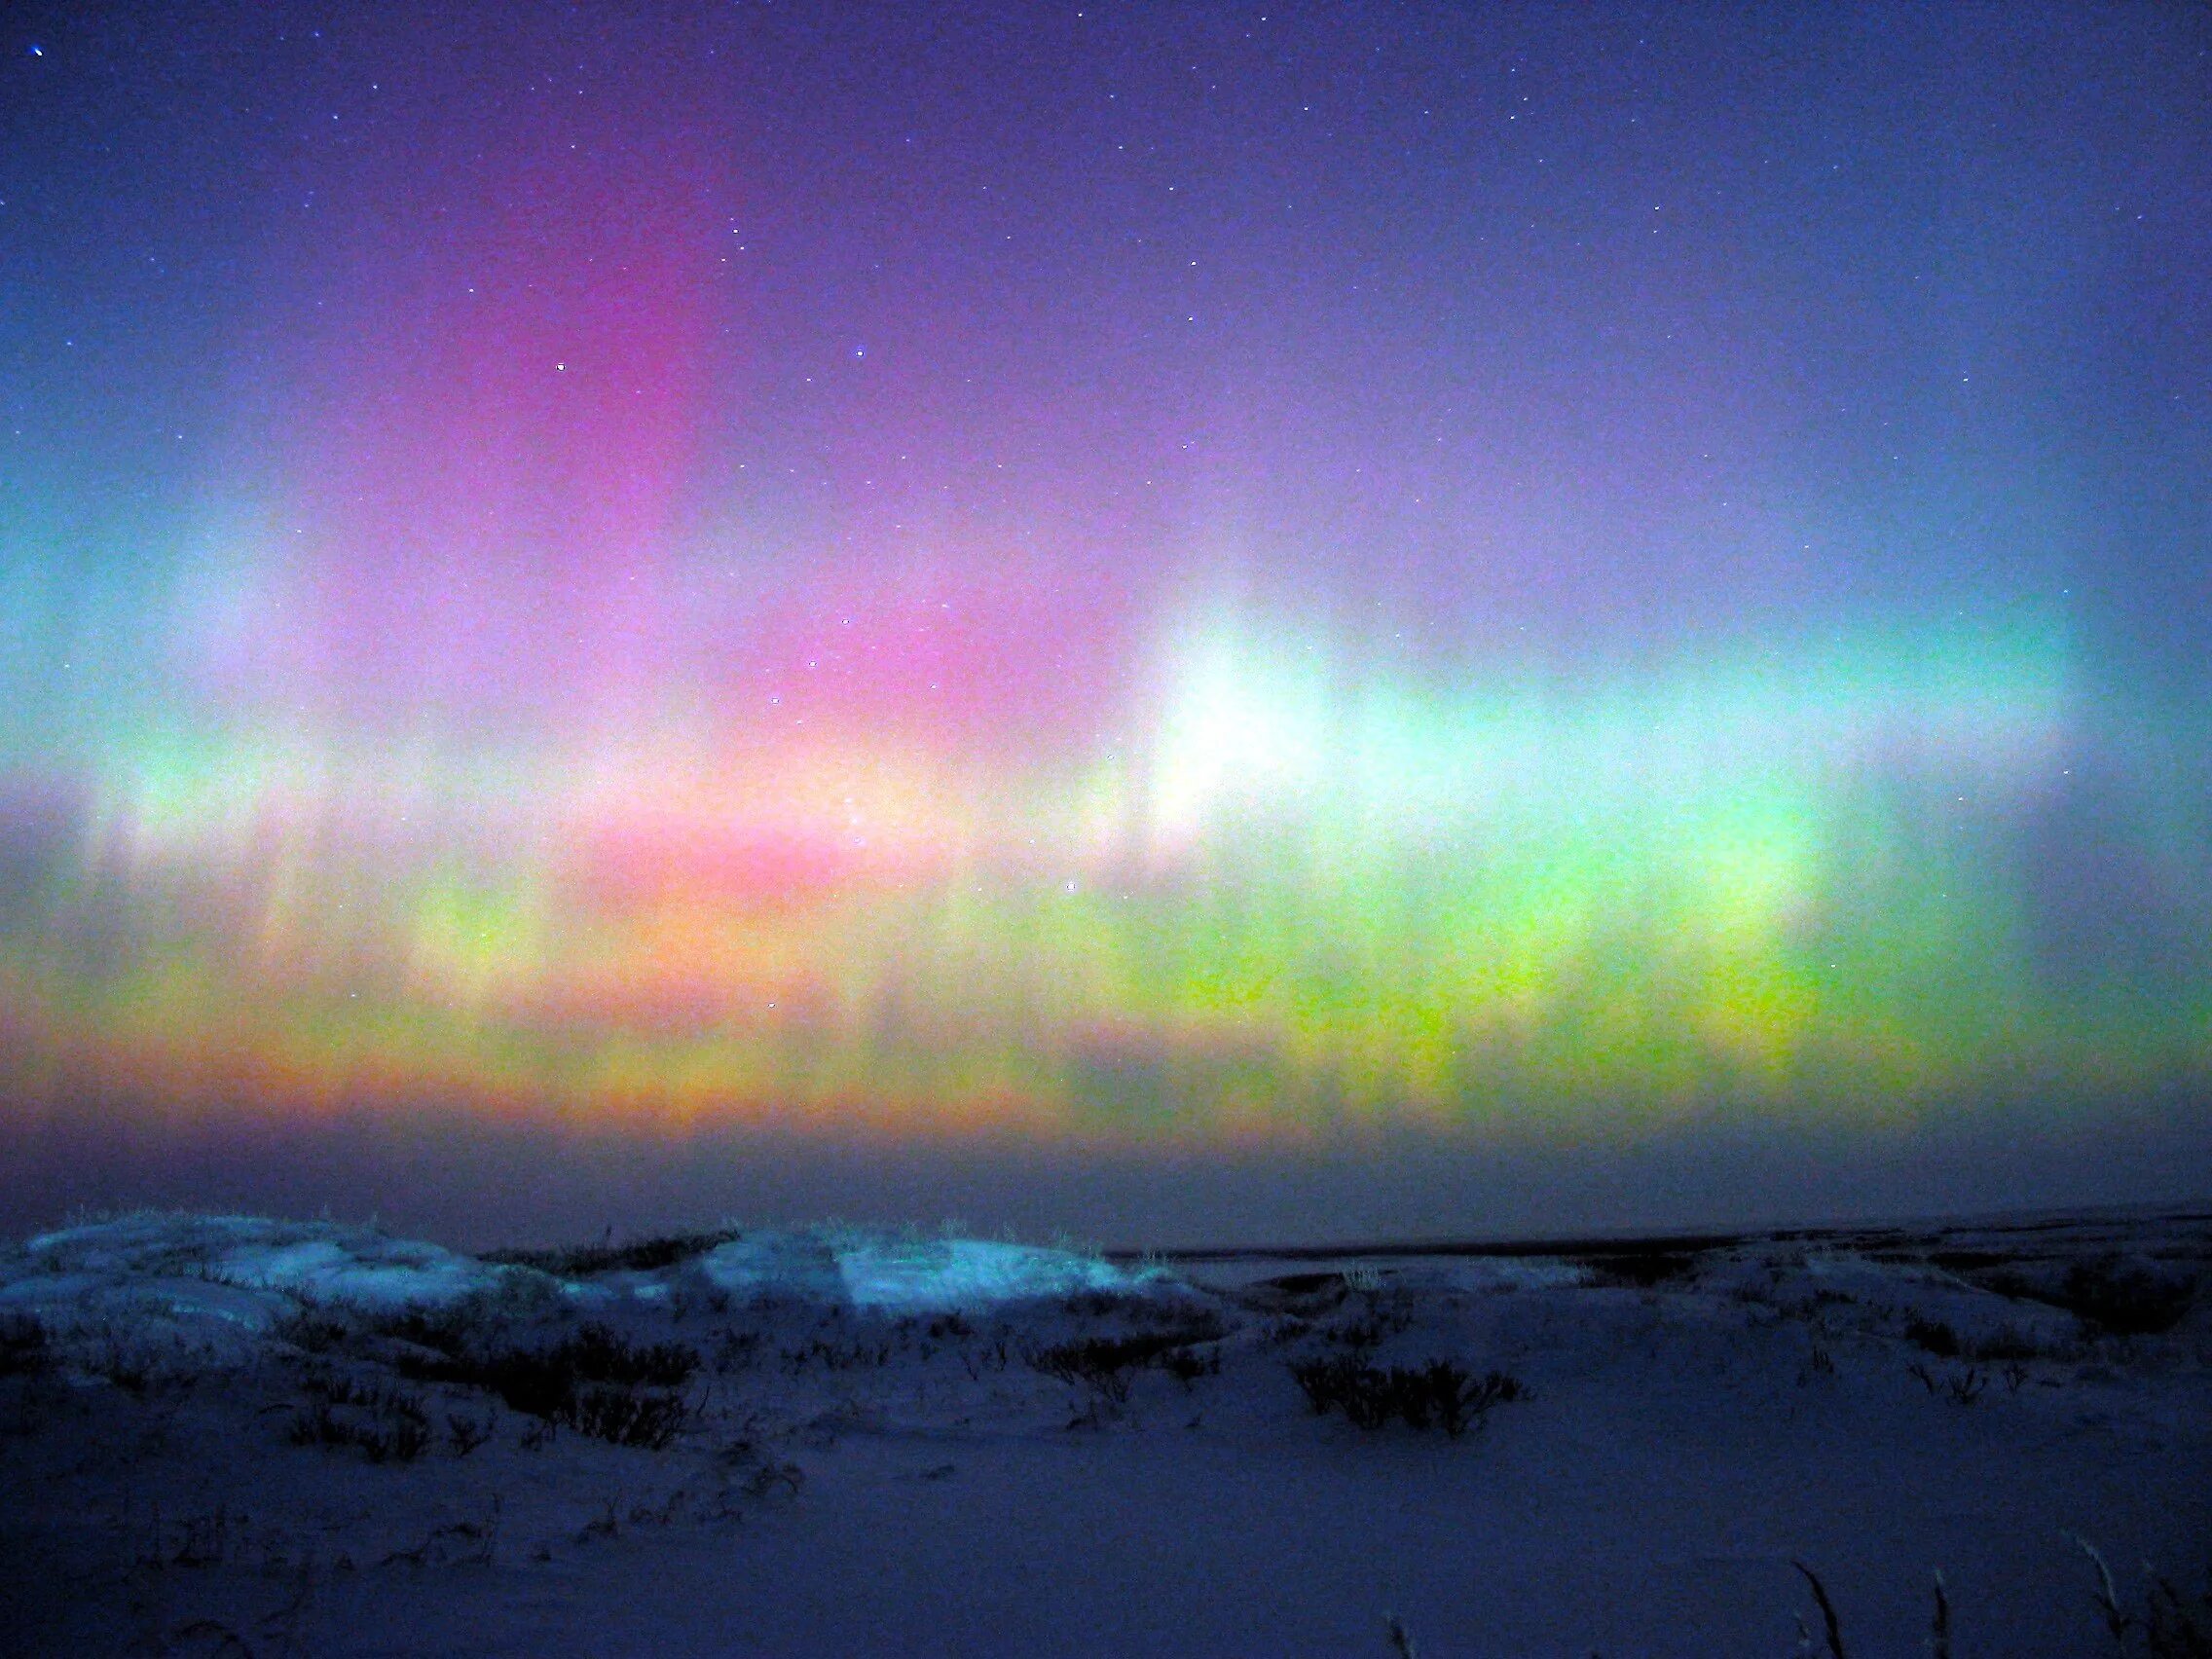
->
[694, 1232, 848, 1303]
[0, 1214, 1182, 1333]
[697, 1228, 1168, 1311]
[835, 1235, 1164, 1311]
[0, 1213, 509, 1345]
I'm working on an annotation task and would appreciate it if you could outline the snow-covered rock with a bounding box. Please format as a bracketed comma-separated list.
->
[694, 1227, 1167, 1310]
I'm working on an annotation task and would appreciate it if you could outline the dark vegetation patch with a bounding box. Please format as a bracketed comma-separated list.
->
[1241, 1272, 1351, 1315]
[1142, 1305, 1229, 1344]
[779, 1337, 894, 1373]
[2142, 1571, 2212, 1659]
[2057, 1260, 2197, 1336]
[363, 1303, 491, 1356]
[1161, 1346, 1222, 1385]
[1062, 1288, 1147, 1318]
[1289, 1356, 1525, 1437]
[1136, 1229, 1750, 1265]
[1573, 1250, 1700, 1288]
[397, 1321, 696, 1390]
[1955, 1325, 2054, 1362]
[0, 1314, 50, 1377]
[481, 1229, 740, 1277]
[1976, 1257, 2199, 1337]
[1905, 1360, 1988, 1406]
[1929, 1249, 2014, 1272]
[270, 1309, 351, 1354]
[1028, 1331, 1211, 1404]
[559, 1385, 691, 1450]
[1780, 1543, 2212, 1659]
[1788, 1288, 1856, 1310]
[1267, 1272, 1347, 1297]
[713, 1329, 763, 1373]
[1026, 1308, 1229, 1403]
[1903, 1312, 1962, 1357]
[90, 1340, 157, 1394]
[287, 1376, 433, 1462]
[1321, 1309, 1406, 1350]
[546, 1324, 699, 1386]
[394, 1323, 700, 1450]
[1902, 1314, 2067, 1364]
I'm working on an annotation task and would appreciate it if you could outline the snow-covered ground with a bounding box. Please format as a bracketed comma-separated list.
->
[0, 1207, 2205, 1657]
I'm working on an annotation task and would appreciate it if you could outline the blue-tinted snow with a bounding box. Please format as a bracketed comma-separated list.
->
[695, 1228, 1164, 1310]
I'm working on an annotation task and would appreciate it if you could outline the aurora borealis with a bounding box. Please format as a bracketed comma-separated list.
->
[2, 3, 2208, 1237]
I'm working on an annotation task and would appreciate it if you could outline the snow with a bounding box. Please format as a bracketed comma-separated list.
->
[832, 1233, 1166, 1311]
[0, 1214, 514, 1373]
[687, 1227, 1164, 1310]
[1, 1206, 2206, 1655]
[18, 1212, 504, 1309]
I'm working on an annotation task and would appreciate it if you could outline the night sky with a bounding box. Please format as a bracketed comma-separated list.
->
[2, 3, 2207, 1245]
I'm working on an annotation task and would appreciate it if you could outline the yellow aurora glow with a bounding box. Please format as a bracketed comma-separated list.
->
[9, 601, 2193, 1140]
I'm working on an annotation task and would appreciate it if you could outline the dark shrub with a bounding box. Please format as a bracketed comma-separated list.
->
[1162, 1346, 1221, 1386]
[1245, 1272, 1350, 1315]
[401, 1324, 697, 1399]
[1027, 1332, 1196, 1403]
[271, 1309, 351, 1353]
[0, 1315, 50, 1377]
[2144, 1569, 2211, 1659]
[567, 1385, 690, 1451]
[1929, 1249, 2011, 1272]
[363, 1413, 433, 1463]
[1574, 1251, 1698, 1288]
[286, 1384, 431, 1462]
[396, 1324, 698, 1449]
[286, 1400, 346, 1449]
[1135, 1304, 1231, 1344]
[1290, 1356, 1525, 1437]
[557, 1324, 699, 1387]
[483, 1228, 739, 1277]
[358, 1303, 499, 1357]
[1959, 1325, 2058, 1363]
[1903, 1313, 1961, 1356]
[1063, 1288, 1143, 1318]
[2061, 1260, 2197, 1337]
[1026, 1325, 1227, 1402]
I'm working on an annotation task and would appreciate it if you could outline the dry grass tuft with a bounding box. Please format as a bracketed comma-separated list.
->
[1790, 1560, 1847, 1659]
